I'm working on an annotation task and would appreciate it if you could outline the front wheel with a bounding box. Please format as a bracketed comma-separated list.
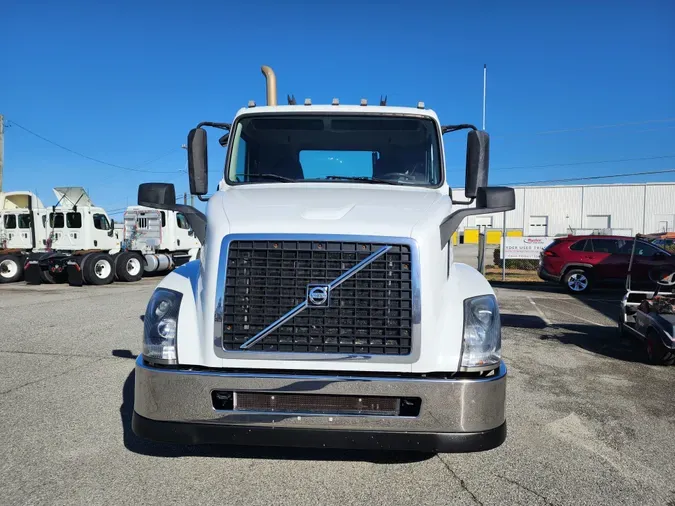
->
[563, 269, 592, 294]
[0, 255, 23, 283]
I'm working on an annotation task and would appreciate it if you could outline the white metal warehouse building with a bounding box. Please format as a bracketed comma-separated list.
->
[454, 182, 675, 244]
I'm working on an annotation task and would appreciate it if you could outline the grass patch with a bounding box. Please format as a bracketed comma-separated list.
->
[485, 267, 543, 283]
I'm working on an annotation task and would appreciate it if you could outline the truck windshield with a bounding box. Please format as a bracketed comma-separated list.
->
[225, 114, 442, 186]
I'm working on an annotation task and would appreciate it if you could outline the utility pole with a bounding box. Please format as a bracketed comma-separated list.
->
[482, 65, 487, 131]
[0, 114, 4, 192]
[183, 192, 187, 205]
[190, 194, 194, 207]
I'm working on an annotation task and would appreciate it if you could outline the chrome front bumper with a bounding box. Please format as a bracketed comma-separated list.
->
[132, 356, 507, 452]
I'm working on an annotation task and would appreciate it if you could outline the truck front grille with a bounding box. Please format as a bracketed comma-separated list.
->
[219, 240, 414, 355]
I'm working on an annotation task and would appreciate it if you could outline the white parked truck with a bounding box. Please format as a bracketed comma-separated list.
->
[0, 191, 49, 283]
[0, 187, 200, 285]
[132, 65, 515, 453]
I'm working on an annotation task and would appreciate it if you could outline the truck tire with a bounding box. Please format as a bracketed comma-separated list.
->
[646, 329, 675, 366]
[84, 253, 115, 285]
[563, 268, 592, 294]
[0, 255, 23, 283]
[116, 252, 144, 282]
[40, 269, 68, 284]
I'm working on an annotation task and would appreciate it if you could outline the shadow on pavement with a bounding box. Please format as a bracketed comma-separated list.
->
[540, 323, 649, 364]
[501, 313, 548, 329]
[501, 310, 649, 364]
[113, 349, 432, 464]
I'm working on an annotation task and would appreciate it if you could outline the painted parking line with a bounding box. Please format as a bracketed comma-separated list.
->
[533, 302, 609, 327]
[527, 296, 552, 326]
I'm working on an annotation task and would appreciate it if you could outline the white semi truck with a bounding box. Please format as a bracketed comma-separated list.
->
[132, 66, 515, 453]
[0, 187, 200, 285]
[0, 191, 49, 283]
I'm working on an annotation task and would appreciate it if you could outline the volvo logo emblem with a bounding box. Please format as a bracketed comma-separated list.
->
[307, 285, 330, 307]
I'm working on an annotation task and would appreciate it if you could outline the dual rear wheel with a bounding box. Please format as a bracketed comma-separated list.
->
[81, 252, 145, 285]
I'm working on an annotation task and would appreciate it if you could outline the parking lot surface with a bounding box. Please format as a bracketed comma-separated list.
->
[1, 279, 673, 505]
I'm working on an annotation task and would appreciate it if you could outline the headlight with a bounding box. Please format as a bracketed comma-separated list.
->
[461, 294, 501, 370]
[143, 288, 182, 364]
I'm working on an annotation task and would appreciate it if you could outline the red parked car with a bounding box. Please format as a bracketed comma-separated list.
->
[538, 235, 675, 294]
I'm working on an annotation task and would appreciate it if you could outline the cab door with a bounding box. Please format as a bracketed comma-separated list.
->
[47, 212, 66, 249]
[174, 212, 200, 249]
[15, 213, 34, 248]
[91, 212, 117, 249]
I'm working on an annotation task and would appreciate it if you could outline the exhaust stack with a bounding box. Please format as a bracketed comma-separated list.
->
[261, 65, 278, 106]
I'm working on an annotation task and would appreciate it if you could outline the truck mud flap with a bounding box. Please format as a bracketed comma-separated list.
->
[24, 257, 42, 285]
[67, 258, 85, 287]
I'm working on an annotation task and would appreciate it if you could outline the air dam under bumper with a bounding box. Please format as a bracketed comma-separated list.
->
[132, 356, 507, 453]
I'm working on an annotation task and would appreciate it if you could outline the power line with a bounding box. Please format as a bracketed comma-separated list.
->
[528, 118, 675, 136]
[107, 193, 188, 215]
[8, 120, 183, 174]
[501, 167, 675, 186]
[491, 154, 675, 172]
[444, 117, 675, 142]
[136, 147, 184, 167]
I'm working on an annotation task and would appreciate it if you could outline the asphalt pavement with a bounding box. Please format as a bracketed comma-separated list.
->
[1, 278, 673, 505]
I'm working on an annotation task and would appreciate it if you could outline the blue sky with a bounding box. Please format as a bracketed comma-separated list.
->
[3, 0, 674, 218]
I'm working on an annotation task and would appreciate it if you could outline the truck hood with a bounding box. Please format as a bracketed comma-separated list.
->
[219, 183, 446, 237]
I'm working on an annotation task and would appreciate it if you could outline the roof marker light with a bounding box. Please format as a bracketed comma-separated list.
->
[332, 98, 339, 106]
[248, 100, 256, 108]
[304, 98, 312, 106]
[417, 101, 425, 109]
[360, 98, 367, 106]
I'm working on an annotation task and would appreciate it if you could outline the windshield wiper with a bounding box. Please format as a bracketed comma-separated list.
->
[236, 173, 296, 182]
[323, 175, 401, 185]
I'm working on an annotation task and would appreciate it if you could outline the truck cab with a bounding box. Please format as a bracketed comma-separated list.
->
[0, 191, 47, 251]
[0, 191, 48, 283]
[47, 187, 118, 251]
[123, 206, 201, 254]
[132, 66, 515, 453]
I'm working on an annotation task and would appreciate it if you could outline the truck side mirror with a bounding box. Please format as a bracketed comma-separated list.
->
[188, 128, 208, 196]
[475, 187, 515, 210]
[108, 219, 115, 237]
[138, 183, 177, 209]
[465, 130, 490, 199]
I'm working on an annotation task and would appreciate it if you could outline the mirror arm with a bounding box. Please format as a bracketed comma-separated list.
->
[197, 195, 210, 202]
[449, 187, 475, 206]
[441, 124, 478, 134]
[439, 205, 513, 247]
[196, 121, 231, 130]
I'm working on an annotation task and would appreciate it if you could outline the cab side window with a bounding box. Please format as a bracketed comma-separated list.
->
[176, 213, 189, 230]
[66, 212, 82, 229]
[3, 215, 17, 229]
[18, 214, 32, 228]
[50, 213, 64, 228]
[93, 214, 111, 230]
